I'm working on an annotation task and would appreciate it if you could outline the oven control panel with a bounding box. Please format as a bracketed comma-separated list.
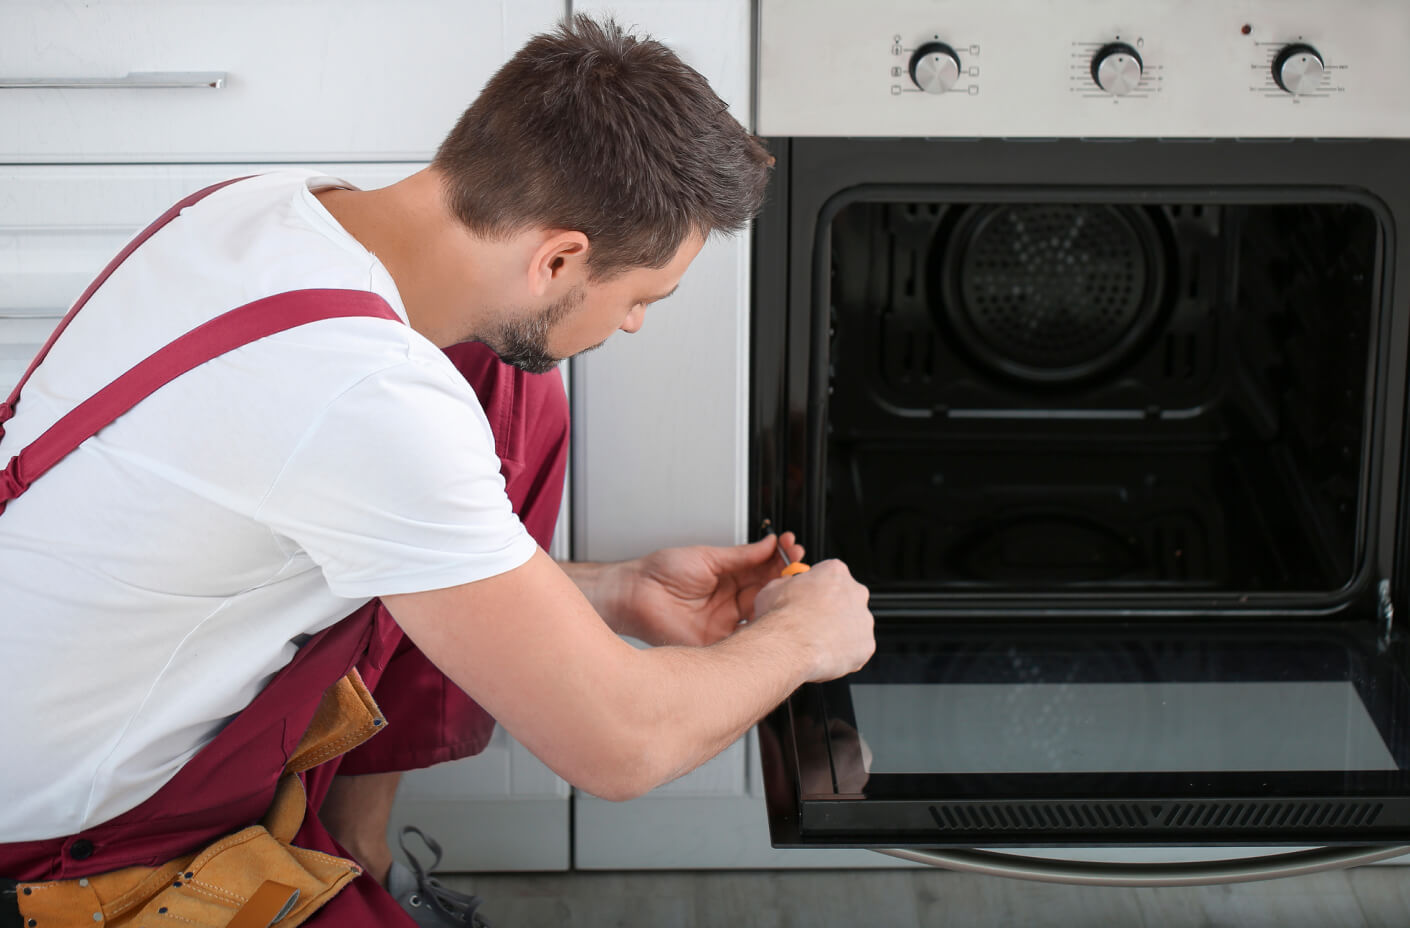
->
[756, 0, 1410, 136]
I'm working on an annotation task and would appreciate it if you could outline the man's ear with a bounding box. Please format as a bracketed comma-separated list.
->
[528, 230, 590, 297]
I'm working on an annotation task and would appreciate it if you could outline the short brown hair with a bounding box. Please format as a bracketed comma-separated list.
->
[432, 14, 773, 279]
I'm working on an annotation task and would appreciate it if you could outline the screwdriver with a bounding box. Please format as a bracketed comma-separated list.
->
[761, 518, 810, 577]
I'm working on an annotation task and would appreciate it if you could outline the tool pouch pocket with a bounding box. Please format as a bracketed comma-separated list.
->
[17, 777, 358, 928]
[16, 669, 385, 928]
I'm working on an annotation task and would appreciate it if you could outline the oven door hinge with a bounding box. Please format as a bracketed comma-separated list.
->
[1379, 578, 1395, 650]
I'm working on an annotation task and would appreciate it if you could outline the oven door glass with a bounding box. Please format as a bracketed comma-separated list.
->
[761, 621, 1410, 847]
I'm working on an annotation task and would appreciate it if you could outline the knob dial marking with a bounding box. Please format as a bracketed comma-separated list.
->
[909, 42, 962, 94]
[1273, 43, 1326, 95]
[1091, 42, 1144, 96]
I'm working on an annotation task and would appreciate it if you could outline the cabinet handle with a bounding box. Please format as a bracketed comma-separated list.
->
[0, 72, 226, 90]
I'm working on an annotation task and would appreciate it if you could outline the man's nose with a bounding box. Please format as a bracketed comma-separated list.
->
[620, 305, 646, 334]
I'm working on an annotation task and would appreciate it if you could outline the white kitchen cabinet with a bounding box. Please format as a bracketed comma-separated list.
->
[0, 0, 558, 162]
[2, 0, 574, 875]
[567, 0, 889, 870]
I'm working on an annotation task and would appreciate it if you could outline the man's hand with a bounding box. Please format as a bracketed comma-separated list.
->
[619, 532, 806, 646]
[751, 558, 875, 682]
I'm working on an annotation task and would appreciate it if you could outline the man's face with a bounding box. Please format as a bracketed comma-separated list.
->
[477, 232, 706, 374]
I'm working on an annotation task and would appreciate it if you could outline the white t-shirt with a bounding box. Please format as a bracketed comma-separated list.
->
[0, 170, 537, 841]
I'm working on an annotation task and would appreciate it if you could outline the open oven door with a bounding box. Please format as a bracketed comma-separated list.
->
[757, 616, 1410, 883]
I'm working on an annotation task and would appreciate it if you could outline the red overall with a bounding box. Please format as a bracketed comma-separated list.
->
[0, 179, 570, 925]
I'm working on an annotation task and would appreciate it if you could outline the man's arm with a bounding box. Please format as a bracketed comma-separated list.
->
[382, 547, 872, 801]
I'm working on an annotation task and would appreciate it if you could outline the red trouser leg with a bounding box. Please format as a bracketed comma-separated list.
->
[323, 342, 570, 779]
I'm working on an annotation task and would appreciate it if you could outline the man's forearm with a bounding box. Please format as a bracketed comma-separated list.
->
[611, 615, 814, 792]
[559, 559, 640, 637]
[548, 559, 802, 793]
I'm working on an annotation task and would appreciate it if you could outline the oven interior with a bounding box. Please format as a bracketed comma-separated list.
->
[821, 192, 1381, 600]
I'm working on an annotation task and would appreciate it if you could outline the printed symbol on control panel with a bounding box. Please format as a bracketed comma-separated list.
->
[967, 84, 979, 95]
[892, 66, 903, 77]
[893, 33, 902, 43]
[892, 45, 902, 56]
[891, 84, 902, 95]
[970, 44, 981, 55]
[969, 66, 980, 77]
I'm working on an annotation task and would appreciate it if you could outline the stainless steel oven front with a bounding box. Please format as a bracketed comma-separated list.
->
[751, 0, 1410, 873]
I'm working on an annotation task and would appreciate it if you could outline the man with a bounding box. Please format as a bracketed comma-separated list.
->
[0, 15, 875, 927]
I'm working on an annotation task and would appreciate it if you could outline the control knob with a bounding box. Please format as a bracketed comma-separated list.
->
[909, 42, 962, 94]
[1091, 42, 1143, 96]
[1273, 43, 1326, 95]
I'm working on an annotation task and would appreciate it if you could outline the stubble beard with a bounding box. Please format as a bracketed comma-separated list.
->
[477, 284, 584, 375]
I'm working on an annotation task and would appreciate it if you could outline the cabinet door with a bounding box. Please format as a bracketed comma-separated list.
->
[566, 0, 887, 870]
[0, 0, 563, 162]
[568, 0, 754, 870]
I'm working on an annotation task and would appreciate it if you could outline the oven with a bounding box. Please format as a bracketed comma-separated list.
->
[751, 0, 1410, 871]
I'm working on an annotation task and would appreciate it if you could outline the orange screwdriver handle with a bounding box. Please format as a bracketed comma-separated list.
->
[781, 561, 811, 577]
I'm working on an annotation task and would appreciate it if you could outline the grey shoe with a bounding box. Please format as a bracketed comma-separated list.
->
[388, 826, 493, 927]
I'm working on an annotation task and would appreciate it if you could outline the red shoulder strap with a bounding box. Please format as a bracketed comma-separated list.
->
[0, 176, 249, 437]
[0, 289, 401, 515]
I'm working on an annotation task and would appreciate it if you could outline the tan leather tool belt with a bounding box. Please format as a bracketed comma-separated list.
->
[13, 670, 385, 928]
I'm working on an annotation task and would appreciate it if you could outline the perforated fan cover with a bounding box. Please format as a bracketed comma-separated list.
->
[937, 204, 1167, 382]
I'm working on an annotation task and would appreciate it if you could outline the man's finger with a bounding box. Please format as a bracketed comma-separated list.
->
[714, 535, 781, 570]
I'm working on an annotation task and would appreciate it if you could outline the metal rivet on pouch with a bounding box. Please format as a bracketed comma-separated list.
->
[22, 887, 31, 895]
[92, 913, 101, 922]
[78, 879, 89, 887]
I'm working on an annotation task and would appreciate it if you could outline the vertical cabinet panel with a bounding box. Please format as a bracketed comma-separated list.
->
[567, 0, 862, 869]
[569, 0, 752, 565]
